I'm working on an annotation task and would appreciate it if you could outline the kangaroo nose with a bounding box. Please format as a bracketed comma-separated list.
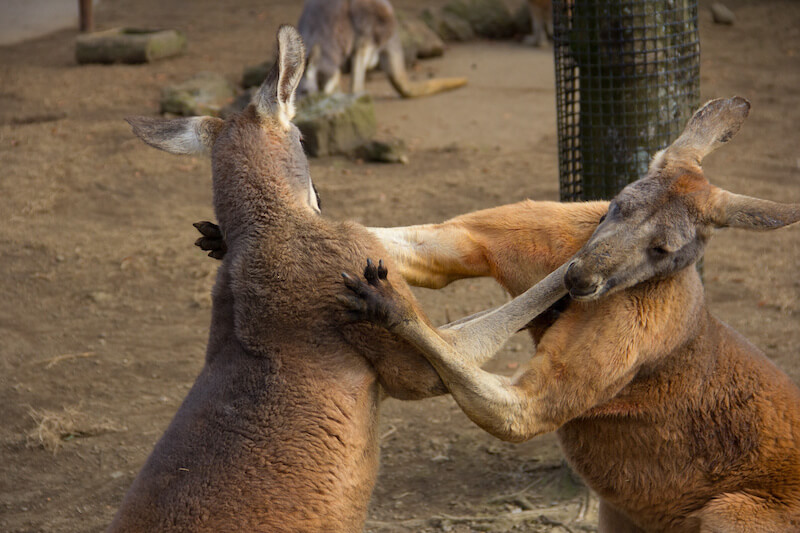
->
[564, 260, 603, 299]
[563, 260, 580, 289]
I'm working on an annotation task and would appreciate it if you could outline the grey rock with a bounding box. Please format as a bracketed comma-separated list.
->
[398, 14, 446, 60]
[356, 138, 409, 164]
[160, 72, 237, 117]
[295, 93, 377, 157]
[241, 61, 271, 89]
[711, 3, 735, 25]
[442, 0, 517, 39]
[421, 8, 475, 41]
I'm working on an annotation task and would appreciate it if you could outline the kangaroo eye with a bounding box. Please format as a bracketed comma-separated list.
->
[650, 246, 670, 257]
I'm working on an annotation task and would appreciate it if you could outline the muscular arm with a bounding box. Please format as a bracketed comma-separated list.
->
[368, 199, 608, 295]
[342, 269, 645, 441]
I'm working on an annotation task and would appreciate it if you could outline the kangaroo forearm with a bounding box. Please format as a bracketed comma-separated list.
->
[395, 318, 556, 441]
[436, 263, 568, 364]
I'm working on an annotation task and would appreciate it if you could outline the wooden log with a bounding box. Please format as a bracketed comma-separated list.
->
[75, 28, 186, 64]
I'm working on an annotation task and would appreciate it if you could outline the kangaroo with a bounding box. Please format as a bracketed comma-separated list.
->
[297, 0, 467, 98]
[524, 0, 553, 47]
[114, 25, 555, 532]
[339, 97, 800, 532]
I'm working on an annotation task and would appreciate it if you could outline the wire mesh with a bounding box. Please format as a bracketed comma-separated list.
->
[553, 0, 700, 201]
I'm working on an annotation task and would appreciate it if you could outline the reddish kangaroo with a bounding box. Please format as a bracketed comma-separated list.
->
[343, 97, 800, 532]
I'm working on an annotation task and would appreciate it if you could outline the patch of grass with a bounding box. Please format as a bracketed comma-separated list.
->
[25, 405, 125, 454]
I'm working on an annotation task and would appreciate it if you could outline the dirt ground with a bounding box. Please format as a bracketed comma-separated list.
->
[1, 0, 798, 531]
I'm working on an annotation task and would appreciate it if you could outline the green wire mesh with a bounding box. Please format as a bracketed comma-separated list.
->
[553, 0, 700, 201]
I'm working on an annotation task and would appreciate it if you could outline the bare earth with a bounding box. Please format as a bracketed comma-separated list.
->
[1, 1, 798, 531]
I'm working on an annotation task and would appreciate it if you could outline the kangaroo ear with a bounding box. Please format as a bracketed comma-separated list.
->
[126, 116, 223, 155]
[254, 25, 306, 128]
[710, 189, 800, 230]
[666, 97, 750, 165]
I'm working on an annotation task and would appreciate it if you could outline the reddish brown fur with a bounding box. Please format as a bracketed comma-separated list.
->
[374, 197, 800, 531]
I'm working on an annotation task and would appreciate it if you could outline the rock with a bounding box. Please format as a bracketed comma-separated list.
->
[295, 93, 377, 157]
[710, 3, 735, 25]
[160, 72, 237, 117]
[87, 291, 112, 304]
[76, 28, 186, 64]
[421, 8, 475, 41]
[241, 61, 271, 89]
[442, 0, 518, 39]
[510, 0, 533, 36]
[220, 88, 255, 118]
[355, 138, 409, 164]
[398, 14, 446, 60]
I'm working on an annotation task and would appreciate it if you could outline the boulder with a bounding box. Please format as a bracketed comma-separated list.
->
[295, 93, 377, 157]
[76, 28, 186, 64]
[421, 8, 475, 41]
[710, 3, 735, 25]
[442, 0, 518, 39]
[398, 14, 446, 59]
[241, 61, 271, 89]
[160, 72, 237, 117]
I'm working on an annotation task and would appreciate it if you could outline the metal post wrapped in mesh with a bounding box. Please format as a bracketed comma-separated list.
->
[553, 0, 700, 201]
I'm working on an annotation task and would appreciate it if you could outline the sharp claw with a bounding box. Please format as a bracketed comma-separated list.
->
[364, 258, 378, 284]
[342, 272, 363, 293]
[377, 259, 388, 280]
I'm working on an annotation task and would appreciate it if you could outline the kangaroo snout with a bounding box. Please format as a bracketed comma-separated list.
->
[563, 260, 603, 300]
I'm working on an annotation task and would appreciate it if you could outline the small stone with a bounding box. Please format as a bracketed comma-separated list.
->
[710, 3, 735, 25]
[110, 471, 124, 479]
[355, 138, 409, 164]
[87, 291, 112, 304]
[160, 72, 237, 117]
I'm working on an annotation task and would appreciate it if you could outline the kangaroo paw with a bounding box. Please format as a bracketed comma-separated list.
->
[193, 221, 227, 260]
[338, 259, 409, 330]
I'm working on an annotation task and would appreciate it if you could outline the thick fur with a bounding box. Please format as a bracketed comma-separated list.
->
[110, 26, 447, 532]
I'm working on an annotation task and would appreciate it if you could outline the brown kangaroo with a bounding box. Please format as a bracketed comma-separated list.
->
[340, 97, 800, 532]
[297, 0, 467, 98]
[114, 25, 555, 532]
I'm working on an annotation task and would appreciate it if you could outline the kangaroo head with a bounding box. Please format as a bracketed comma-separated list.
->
[565, 96, 800, 300]
[126, 26, 320, 222]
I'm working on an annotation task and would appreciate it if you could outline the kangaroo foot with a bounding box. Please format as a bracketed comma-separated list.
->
[193, 221, 227, 259]
[338, 259, 411, 331]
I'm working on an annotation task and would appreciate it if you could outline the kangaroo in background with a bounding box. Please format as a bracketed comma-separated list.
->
[524, 0, 552, 47]
[340, 97, 800, 532]
[115, 25, 559, 532]
[297, 0, 468, 98]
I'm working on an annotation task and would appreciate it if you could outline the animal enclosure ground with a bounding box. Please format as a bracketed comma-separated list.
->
[1, 0, 798, 531]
